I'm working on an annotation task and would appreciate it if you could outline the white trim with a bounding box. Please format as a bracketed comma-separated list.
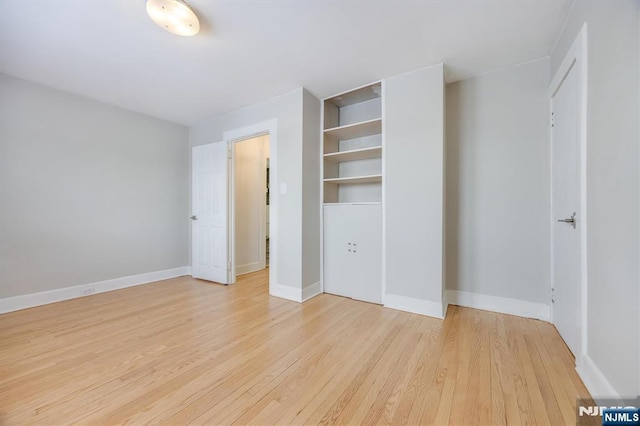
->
[269, 283, 302, 303]
[577, 354, 620, 403]
[223, 119, 278, 295]
[229, 135, 269, 282]
[548, 93, 555, 325]
[301, 281, 321, 302]
[227, 140, 233, 285]
[319, 96, 325, 295]
[442, 289, 450, 318]
[447, 290, 550, 322]
[548, 23, 588, 369]
[235, 262, 264, 276]
[384, 293, 445, 319]
[269, 281, 321, 303]
[0, 267, 191, 314]
[380, 79, 387, 306]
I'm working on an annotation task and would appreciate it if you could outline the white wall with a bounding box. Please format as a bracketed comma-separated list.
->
[0, 73, 189, 299]
[384, 64, 445, 314]
[189, 88, 321, 297]
[301, 90, 321, 292]
[445, 59, 551, 304]
[550, 0, 640, 398]
[234, 135, 268, 275]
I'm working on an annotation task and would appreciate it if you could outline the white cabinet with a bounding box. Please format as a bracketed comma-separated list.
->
[323, 204, 382, 304]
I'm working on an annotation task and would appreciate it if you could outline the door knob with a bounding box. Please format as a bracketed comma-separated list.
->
[557, 212, 576, 229]
[190, 215, 198, 220]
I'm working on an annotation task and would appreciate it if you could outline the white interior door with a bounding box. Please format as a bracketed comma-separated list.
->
[551, 62, 581, 356]
[192, 142, 229, 284]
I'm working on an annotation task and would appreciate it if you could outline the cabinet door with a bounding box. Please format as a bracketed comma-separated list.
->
[323, 204, 382, 304]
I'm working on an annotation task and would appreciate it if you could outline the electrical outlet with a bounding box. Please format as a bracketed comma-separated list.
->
[82, 287, 95, 296]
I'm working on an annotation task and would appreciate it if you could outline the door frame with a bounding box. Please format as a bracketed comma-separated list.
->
[231, 135, 269, 278]
[548, 23, 588, 368]
[223, 120, 277, 293]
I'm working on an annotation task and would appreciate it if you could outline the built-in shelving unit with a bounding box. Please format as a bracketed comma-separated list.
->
[322, 82, 383, 204]
[321, 67, 446, 313]
[321, 81, 385, 305]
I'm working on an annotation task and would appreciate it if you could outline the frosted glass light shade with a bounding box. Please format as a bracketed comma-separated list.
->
[146, 0, 200, 36]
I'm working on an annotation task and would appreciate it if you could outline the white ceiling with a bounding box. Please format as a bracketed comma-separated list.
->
[0, 0, 573, 126]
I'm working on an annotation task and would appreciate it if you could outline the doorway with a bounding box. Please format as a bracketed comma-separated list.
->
[224, 119, 278, 294]
[191, 120, 278, 290]
[232, 135, 270, 278]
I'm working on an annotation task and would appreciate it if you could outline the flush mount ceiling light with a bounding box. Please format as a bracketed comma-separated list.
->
[146, 0, 200, 36]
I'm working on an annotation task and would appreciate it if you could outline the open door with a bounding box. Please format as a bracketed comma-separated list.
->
[551, 62, 581, 356]
[191, 141, 229, 284]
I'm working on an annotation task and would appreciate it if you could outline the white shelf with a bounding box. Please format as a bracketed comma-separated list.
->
[323, 202, 382, 206]
[323, 146, 382, 163]
[324, 118, 382, 141]
[325, 82, 381, 107]
[323, 174, 382, 185]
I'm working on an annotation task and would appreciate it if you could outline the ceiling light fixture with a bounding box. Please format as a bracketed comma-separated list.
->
[146, 0, 200, 37]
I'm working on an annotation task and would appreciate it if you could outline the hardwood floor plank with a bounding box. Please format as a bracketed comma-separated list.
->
[429, 307, 462, 426]
[272, 307, 403, 425]
[0, 270, 592, 425]
[335, 321, 419, 424]
[446, 307, 473, 425]
[526, 333, 566, 426]
[304, 318, 408, 424]
[227, 302, 380, 425]
[362, 328, 428, 424]
[87, 297, 344, 425]
[190, 300, 364, 425]
[489, 312, 520, 425]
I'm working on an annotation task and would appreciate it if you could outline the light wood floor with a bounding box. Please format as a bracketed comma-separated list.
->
[1, 269, 593, 425]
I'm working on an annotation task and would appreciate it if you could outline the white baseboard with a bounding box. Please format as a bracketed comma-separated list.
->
[236, 261, 264, 276]
[269, 281, 321, 303]
[269, 283, 302, 302]
[577, 354, 620, 403]
[442, 291, 450, 317]
[447, 290, 550, 321]
[384, 293, 446, 319]
[301, 281, 321, 302]
[0, 266, 191, 314]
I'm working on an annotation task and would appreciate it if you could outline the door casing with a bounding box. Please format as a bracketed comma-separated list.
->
[224, 120, 278, 293]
